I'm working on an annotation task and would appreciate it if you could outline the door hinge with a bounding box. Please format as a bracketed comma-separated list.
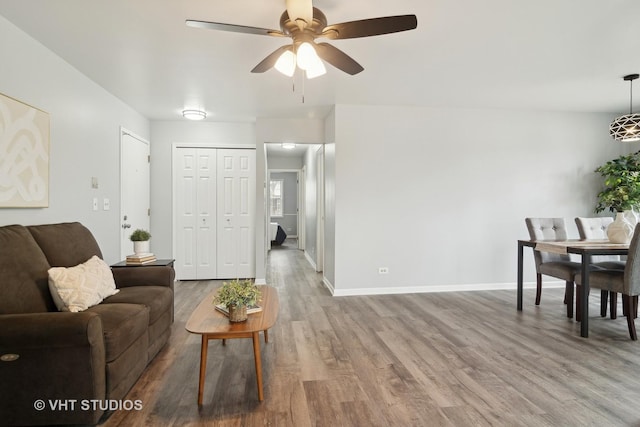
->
[148, 208, 151, 216]
[147, 155, 151, 163]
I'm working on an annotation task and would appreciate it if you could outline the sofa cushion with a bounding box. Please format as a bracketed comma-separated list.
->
[86, 303, 149, 362]
[48, 256, 120, 312]
[28, 222, 102, 267]
[0, 225, 56, 314]
[102, 286, 173, 324]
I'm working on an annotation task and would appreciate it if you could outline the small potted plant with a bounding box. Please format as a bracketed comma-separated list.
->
[130, 229, 151, 254]
[213, 279, 261, 322]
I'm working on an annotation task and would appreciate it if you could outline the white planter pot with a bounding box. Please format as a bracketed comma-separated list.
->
[133, 240, 150, 254]
[607, 211, 635, 244]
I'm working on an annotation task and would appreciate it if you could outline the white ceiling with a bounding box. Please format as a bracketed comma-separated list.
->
[1, 0, 639, 122]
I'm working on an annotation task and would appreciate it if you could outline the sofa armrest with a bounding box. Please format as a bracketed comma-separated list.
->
[111, 265, 175, 291]
[0, 312, 106, 426]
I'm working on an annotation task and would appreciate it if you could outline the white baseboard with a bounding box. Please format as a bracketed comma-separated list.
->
[304, 251, 317, 271]
[322, 276, 335, 294]
[330, 280, 566, 297]
[254, 278, 267, 285]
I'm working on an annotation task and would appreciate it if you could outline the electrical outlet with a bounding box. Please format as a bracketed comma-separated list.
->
[378, 267, 389, 274]
[103, 198, 110, 210]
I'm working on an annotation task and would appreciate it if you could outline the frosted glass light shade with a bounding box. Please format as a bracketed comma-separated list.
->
[275, 50, 296, 77]
[182, 110, 206, 120]
[296, 42, 318, 71]
[610, 113, 640, 142]
[305, 59, 326, 79]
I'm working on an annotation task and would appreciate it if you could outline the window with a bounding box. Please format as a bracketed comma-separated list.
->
[270, 179, 283, 217]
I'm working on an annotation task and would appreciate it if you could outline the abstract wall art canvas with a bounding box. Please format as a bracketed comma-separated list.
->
[0, 92, 50, 208]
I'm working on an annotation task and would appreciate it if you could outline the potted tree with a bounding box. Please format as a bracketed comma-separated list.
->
[213, 279, 261, 322]
[595, 152, 640, 243]
[130, 229, 151, 254]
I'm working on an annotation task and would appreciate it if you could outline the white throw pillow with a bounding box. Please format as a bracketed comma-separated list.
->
[48, 255, 119, 312]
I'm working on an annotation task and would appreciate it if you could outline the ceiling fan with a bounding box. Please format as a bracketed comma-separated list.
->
[186, 0, 417, 78]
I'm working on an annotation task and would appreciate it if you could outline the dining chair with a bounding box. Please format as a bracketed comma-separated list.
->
[575, 217, 626, 319]
[575, 222, 640, 340]
[525, 218, 582, 318]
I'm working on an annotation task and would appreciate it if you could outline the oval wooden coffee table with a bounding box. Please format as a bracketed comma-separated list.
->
[185, 285, 279, 405]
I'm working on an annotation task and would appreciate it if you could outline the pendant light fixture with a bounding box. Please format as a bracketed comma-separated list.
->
[610, 74, 640, 142]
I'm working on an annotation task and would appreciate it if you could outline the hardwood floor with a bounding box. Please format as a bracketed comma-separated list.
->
[102, 243, 640, 426]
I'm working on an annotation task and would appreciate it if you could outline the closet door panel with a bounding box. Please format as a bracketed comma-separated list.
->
[217, 149, 255, 278]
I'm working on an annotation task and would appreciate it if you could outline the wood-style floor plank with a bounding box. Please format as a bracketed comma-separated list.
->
[100, 240, 640, 426]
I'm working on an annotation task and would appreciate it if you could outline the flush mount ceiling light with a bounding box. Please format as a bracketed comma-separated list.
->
[182, 109, 207, 120]
[610, 74, 640, 142]
[282, 142, 296, 149]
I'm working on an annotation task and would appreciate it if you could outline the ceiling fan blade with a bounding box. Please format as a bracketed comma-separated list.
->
[314, 43, 364, 75]
[322, 15, 417, 40]
[286, 0, 313, 26]
[186, 19, 284, 37]
[251, 45, 292, 73]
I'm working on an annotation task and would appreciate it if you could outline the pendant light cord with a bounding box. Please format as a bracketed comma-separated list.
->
[631, 78, 634, 115]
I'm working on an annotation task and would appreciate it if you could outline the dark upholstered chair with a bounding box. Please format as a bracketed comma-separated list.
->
[575, 217, 626, 319]
[525, 218, 582, 318]
[575, 223, 640, 340]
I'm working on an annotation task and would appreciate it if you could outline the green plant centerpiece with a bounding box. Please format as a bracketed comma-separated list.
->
[129, 229, 152, 254]
[595, 152, 640, 243]
[213, 279, 261, 322]
[129, 229, 151, 241]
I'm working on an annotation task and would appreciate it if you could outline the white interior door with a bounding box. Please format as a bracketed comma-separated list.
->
[217, 149, 256, 279]
[120, 129, 150, 259]
[174, 148, 216, 280]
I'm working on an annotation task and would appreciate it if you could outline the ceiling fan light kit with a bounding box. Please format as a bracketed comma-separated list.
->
[182, 109, 207, 120]
[610, 73, 640, 142]
[274, 49, 296, 77]
[186, 0, 417, 80]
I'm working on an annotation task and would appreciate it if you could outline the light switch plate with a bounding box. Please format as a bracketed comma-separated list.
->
[92, 198, 98, 211]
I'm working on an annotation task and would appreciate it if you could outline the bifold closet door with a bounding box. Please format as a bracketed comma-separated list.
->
[217, 149, 256, 279]
[174, 148, 217, 280]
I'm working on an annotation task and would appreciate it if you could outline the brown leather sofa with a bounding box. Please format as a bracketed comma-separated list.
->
[0, 222, 174, 426]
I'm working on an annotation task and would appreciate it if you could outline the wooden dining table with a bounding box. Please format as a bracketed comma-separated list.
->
[517, 239, 629, 337]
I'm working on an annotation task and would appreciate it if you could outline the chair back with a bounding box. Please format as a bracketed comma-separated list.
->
[575, 217, 620, 262]
[525, 218, 571, 269]
[624, 223, 640, 295]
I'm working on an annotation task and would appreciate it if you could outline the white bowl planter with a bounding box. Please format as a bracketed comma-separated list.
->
[133, 240, 150, 254]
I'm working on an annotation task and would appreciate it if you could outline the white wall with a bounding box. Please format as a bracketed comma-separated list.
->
[332, 104, 623, 295]
[304, 145, 319, 269]
[267, 155, 303, 170]
[149, 120, 256, 262]
[0, 15, 149, 264]
[323, 142, 336, 289]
